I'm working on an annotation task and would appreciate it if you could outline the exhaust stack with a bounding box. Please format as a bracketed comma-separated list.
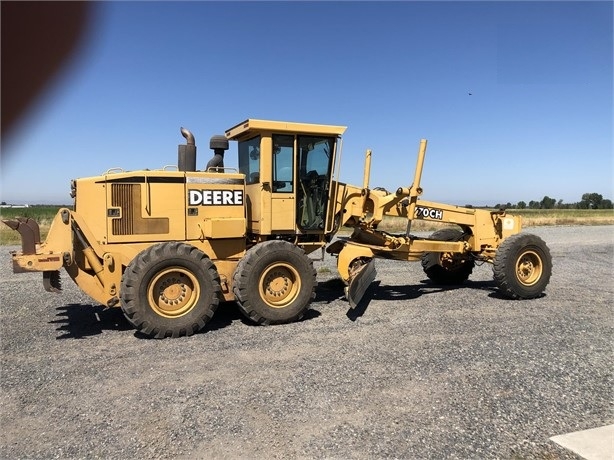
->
[178, 127, 197, 172]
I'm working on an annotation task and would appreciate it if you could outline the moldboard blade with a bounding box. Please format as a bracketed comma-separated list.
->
[347, 259, 376, 308]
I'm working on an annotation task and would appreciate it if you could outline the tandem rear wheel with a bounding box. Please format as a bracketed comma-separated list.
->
[421, 228, 475, 284]
[232, 240, 316, 325]
[120, 242, 221, 338]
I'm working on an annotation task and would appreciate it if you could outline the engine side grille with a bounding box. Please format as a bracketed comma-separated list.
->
[111, 184, 135, 235]
[110, 183, 169, 235]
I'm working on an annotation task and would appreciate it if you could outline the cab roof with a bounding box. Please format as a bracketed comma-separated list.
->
[225, 119, 347, 141]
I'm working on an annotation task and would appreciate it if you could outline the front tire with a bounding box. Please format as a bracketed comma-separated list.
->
[232, 240, 316, 325]
[421, 228, 475, 284]
[120, 242, 221, 338]
[493, 233, 552, 299]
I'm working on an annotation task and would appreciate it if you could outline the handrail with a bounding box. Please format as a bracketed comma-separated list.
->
[104, 167, 125, 175]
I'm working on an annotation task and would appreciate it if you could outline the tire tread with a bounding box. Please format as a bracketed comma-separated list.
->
[232, 240, 316, 325]
[120, 242, 221, 338]
[421, 228, 474, 284]
[493, 233, 552, 299]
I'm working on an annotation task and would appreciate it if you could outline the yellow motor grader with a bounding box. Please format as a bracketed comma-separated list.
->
[3, 119, 552, 338]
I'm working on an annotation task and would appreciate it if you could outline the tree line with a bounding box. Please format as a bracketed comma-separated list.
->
[484, 193, 613, 210]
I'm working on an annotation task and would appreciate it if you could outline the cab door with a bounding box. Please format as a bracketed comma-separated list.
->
[270, 134, 295, 231]
[296, 136, 336, 231]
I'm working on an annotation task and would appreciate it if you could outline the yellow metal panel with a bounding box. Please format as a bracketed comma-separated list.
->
[258, 137, 272, 235]
[75, 177, 108, 244]
[225, 119, 347, 140]
[245, 183, 262, 233]
[413, 199, 476, 226]
[205, 239, 245, 260]
[202, 218, 246, 239]
[501, 215, 522, 238]
[185, 171, 246, 240]
[105, 171, 186, 243]
[271, 197, 295, 230]
[261, 192, 272, 235]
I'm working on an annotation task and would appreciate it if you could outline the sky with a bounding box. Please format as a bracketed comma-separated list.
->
[1, 1, 612, 206]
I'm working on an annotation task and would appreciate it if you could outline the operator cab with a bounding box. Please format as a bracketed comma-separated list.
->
[225, 119, 346, 244]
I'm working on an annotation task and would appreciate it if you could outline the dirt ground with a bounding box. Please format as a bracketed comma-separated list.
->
[1, 226, 612, 459]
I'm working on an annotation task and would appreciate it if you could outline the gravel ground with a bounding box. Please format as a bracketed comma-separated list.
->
[1, 226, 612, 459]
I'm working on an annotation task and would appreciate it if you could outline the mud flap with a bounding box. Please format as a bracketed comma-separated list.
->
[346, 259, 376, 309]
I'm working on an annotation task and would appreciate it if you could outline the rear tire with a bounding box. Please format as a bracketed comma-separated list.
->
[120, 242, 221, 338]
[493, 233, 552, 299]
[233, 240, 316, 325]
[421, 228, 475, 284]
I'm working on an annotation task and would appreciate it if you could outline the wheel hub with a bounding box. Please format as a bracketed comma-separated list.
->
[516, 250, 542, 286]
[260, 263, 300, 308]
[159, 277, 188, 305]
[149, 269, 199, 317]
[266, 271, 290, 297]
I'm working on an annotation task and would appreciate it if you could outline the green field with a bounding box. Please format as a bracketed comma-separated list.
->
[0, 205, 72, 245]
[1, 205, 612, 245]
[0, 205, 71, 221]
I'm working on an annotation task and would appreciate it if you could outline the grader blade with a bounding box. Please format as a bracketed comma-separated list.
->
[347, 259, 376, 308]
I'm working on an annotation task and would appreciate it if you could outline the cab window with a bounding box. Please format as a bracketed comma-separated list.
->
[272, 135, 294, 193]
[238, 136, 261, 184]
